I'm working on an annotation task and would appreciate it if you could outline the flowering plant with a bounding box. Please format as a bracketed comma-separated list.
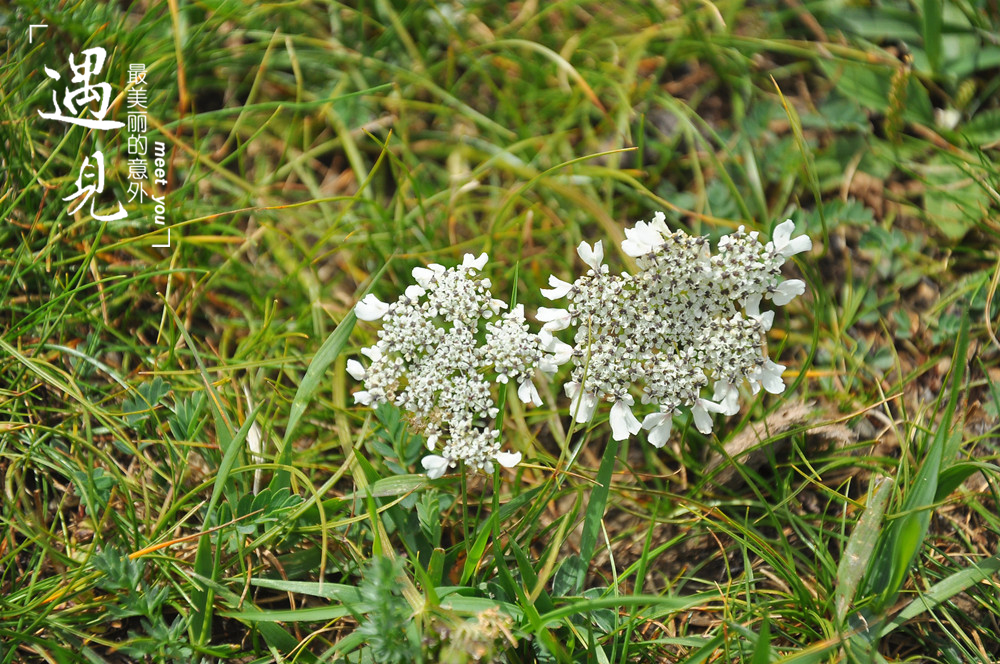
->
[537, 214, 812, 444]
[350, 253, 569, 478]
[350, 215, 811, 477]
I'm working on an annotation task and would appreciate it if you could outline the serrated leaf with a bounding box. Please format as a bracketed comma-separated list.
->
[122, 376, 171, 426]
[959, 107, 1000, 147]
[921, 156, 992, 240]
[819, 60, 932, 125]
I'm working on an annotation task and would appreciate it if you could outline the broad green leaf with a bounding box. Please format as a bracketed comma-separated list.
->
[819, 60, 932, 125]
[836, 476, 893, 623]
[921, 156, 992, 240]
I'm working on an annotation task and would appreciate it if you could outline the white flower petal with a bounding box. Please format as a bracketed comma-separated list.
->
[566, 381, 598, 423]
[650, 211, 669, 234]
[517, 379, 543, 407]
[577, 240, 604, 272]
[771, 279, 806, 306]
[692, 398, 727, 435]
[353, 390, 374, 405]
[412, 264, 444, 288]
[772, 220, 812, 259]
[538, 331, 573, 370]
[712, 381, 741, 416]
[610, 399, 642, 440]
[404, 285, 426, 300]
[540, 275, 574, 300]
[758, 359, 786, 394]
[641, 412, 673, 448]
[622, 221, 665, 257]
[462, 252, 489, 271]
[346, 359, 366, 381]
[691, 404, 713, 435]
[360, 345, 382, 362]
[355, 294, 389, 321]
[495, 450, 522, 469]
[421, 454, 450, 479]
[781, 235, 812, 258]
[772, 219, 794, 250]
[536, 307, 571, 332]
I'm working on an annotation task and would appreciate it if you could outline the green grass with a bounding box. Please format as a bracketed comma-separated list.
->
[2, 0, 1000, 662]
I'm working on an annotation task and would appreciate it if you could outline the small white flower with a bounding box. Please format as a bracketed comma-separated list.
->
[422, 454, 450, 479]
[743, 294, 774, 331]
[517, 378, 543, 407]
[412, 263, 445, 288]
[538, 330, 572, 371]
[712, 381, 741, 416]
[353, 390, 374, 406]
[577, 240, 604, 272]
[770, 279, 806, 306]
[536, 307, 572, 332]
[355, 294, 390, 321]
[610, 397, 642, 440]
[934, 108, 961, 130]
[641, 411, 673, 448]
[462, 252, 489, 271]
[692, 398, 727, 435]
[540, 275, 574, 300]
[346, 359, 366, 381]
[360, 345, 383, 361]
[494, 449, 522, 469]
[621, 221, 665, 257]
[769, 220, 812, 259]
[566, 381, 598, 423]
[649, 211, 670, 234]
[404, 285, 426, 300]
[753, 359, 786, 395]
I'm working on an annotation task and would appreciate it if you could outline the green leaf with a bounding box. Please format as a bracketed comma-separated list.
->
[122, 376, 171, 426]
[819, 60, 932, 125]
[959, 107, 1000, 147]
[880, 552, 1000, 636]
[574, 439, 618, 594]
[69, 467, 117, 518]
[921, 155, 992, 240]
[836, 476, 893, 624]
[922, 0, 943, 75]
[935, 461, 999, 502]
[274, 311, 356, 486]
[751, 615, 774, 664]
[863, 314, 969, 611]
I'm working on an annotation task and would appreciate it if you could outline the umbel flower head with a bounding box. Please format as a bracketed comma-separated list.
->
[539, 214, 811, 445]
[350, 254, 568, 478]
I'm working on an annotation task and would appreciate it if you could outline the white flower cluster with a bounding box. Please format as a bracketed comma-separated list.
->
[537, 214, 811, 445]
[350, 254, 568, 478]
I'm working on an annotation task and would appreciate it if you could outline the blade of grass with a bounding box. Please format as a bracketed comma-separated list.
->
[573, 439, 619, 595]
